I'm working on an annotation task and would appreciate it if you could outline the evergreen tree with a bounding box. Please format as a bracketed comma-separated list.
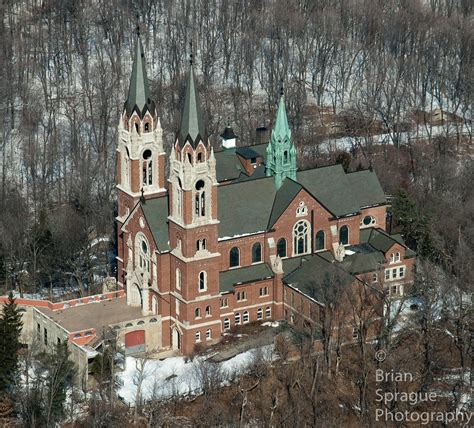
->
[0, 292, 23, 394]
[42, 342, 76, 425]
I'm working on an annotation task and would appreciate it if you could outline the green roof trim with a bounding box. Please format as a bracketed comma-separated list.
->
[219, 264, 274, 293]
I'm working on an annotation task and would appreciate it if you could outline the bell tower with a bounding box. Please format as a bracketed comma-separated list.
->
[266, 89, 297, 189]
[167, 57, 221, 354]
[116, 32, 166, 221]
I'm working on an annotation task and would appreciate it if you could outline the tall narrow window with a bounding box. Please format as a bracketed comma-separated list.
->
[199, 271, 207, 291]
[293, 221, 310, 255]
[142, 150, 153, 186]
[252, 242, 262, 263]
[257, 307, 263, 320]
[315, 230, 325, 251]
[339, 225, 349, 245]
[223, 318, 230, 330]
[137, 234, 150, 273]
[230, 247, 240, 268]
[284, 150, 288, 163]
[277, 238, 287, 258]
[175, 268, 181, 290]
[195, 180, 206, 217]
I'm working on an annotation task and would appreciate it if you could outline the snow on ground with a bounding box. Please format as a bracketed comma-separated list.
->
[117, 345, 274, 405]
[314, 123, 472, 154]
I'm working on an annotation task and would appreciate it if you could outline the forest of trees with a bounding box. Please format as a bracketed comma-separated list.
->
[0, 0, 472, 295]
[0, 1, 472, 425]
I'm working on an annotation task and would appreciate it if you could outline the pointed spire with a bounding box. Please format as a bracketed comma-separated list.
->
[124, 32, 155, 119]
[272, 94, 291, 142]
[178, 45, 206, 148]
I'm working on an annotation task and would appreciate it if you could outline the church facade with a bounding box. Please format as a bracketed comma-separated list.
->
[115, 37, 416, 355]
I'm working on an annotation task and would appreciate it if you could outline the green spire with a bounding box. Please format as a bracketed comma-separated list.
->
[124, 34, 155, 118]
[272, 95, 291, 142]
[178, 59, 206, 147]
[266, 94, 297, 189]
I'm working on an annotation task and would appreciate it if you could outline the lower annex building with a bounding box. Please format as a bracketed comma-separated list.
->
[114, 35, 416, 355]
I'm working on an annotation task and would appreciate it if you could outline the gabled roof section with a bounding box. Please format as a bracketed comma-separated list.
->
[140, 197, 170, 251]
[360, 227, 415, 258]
[218, 176, 277, 238]
[125, 35, 155, 119]
[267, 178, 303, 229]
[296, 165, 359, 216]
[283, 253, 354, 301]
[177, 63, 206, 148]
[347, 169, 387, 208]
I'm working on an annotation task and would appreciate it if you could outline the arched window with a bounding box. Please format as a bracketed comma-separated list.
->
[277, 238, 287, 258]
[257, 307, 263, 320]
[198, 271, 207, 291]
[252, 242, 262, 263]
[136, 234, 150, 272]
[265, 306, 271, 318]
[197, 152, 203, 162]
[235, 313, 241, 325]
[206, 328, 212, 339]
[144, 122, 150, 132]
[293, 220, 310, 255]
[284, 150, 288, 163]
[195, 308, 201, 318]
[195, 331, 201, 342]
[197, 238, 207, 251]
[175, 268, 181, 290]
[230, 247, 240, 268]
[142, 150, 153, 186]
[195, 180, 206, 217]
[223, 318, 230, 330]
[187, 153, 192, 163]
[339, 225, 349, 245]
[395, 252, 400, 262]
[315, 230, 325, 251]
[390, 253, 394, 263]
[243, 311, 249, 324]
[205, 305, 211, 316]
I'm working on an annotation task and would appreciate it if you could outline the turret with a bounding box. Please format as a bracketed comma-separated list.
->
[265, 90, 297, 189]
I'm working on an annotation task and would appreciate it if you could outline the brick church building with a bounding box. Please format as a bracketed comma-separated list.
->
[115, 36, 416, 355]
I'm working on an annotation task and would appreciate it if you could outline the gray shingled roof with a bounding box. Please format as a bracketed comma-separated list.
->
[267, 179, 303, 229]
[141, 197, 170, 251]
[214, 143, 268, 182]
[218, 177, 277, 238]
[297, 165, 360, 216]
[346, 170, 387, 208]
[219, 263, 274, 293]
[360, 228, 416, 258]
[283, 254, 354, 301]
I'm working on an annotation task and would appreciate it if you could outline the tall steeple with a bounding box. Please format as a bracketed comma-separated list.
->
[266, 91, 297, 189]
[177, 58, 206, 147]
[124, 32, 155, 119]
